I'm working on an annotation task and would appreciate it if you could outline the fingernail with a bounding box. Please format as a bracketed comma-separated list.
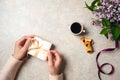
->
[28, 38, 31, 40]
[48, 51, 51, 54]
[31, 38, 34, 41]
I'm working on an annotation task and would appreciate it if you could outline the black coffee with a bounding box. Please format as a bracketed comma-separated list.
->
[70, 22, 81, 33]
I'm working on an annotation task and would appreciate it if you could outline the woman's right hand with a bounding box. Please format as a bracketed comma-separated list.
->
[48, 50, 62, 76]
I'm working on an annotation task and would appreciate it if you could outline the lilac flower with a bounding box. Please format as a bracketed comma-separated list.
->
[92, 20, 103, 27]
[92, 0, 120, 26]
[112, 0, 120, 3]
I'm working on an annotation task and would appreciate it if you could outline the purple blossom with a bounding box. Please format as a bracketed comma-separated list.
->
[112, 0, 120, 3]
[92, 20, 103, 27]
[93, 0, 120, 26]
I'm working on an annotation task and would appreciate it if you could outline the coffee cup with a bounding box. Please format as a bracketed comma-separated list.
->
[70, 22, 85, 35]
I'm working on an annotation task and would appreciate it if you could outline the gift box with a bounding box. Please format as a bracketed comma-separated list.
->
[28, 36, 52, 61]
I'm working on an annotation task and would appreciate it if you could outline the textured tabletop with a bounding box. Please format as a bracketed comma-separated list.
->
[0, 0, 120, 80]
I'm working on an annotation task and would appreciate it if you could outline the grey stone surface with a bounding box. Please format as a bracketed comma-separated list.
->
[0, 0, 120, 80]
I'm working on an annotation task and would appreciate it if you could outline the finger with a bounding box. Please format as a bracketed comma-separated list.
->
[50, 50, 61, 59]
[16, 36, 27, 45]
[16, 35, 34, 45]
[17, 34, 34, 42]
[48, 52, 54, 67]
[23, 38, 32, 50]
[50, 50, 62, 62]
[25, 34, 35, 38]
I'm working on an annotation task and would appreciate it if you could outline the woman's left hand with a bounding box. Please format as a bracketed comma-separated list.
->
[13, 35, 34, 60]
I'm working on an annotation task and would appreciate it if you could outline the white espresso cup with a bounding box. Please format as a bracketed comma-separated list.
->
[70, 22, 85, 35]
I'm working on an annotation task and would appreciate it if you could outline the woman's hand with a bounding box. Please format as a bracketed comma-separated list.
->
[48, 50, 62, 76]
[13, 35, 34, 60]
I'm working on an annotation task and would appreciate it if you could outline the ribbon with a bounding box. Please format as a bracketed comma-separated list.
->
[29, 39, 49, 57]
[96, 41, 119, 80]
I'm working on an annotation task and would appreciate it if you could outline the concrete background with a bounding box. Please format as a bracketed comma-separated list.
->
[0, 0, 120, 80]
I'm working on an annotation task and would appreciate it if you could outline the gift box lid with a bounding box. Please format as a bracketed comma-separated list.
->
[28, 36, 52, 61]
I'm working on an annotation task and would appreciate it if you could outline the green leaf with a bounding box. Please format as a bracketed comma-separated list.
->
[85, 2, 94, 11]
[91, 0, 99, 7]
[105, 34, 108, 39]
[102, 18, 111, 27]
[111, 24, 120, 40]
[97, 0, 102, 6]
[100, 28, 109, 39]
[85, 0, 101, 11]
[100, 28, 109, 35]
[117, 36, 120, 40]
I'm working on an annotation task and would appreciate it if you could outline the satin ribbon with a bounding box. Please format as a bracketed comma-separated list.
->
[29, 39, 48, 57]
[96, 41, 119, 80]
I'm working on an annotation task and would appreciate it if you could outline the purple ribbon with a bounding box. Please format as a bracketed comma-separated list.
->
[96, 41, 119, 80]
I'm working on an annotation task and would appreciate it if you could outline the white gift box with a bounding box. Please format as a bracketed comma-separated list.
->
[28, 36, 52, 61]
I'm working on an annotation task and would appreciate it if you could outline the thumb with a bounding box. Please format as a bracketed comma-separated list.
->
[48, 52, 54, 67]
